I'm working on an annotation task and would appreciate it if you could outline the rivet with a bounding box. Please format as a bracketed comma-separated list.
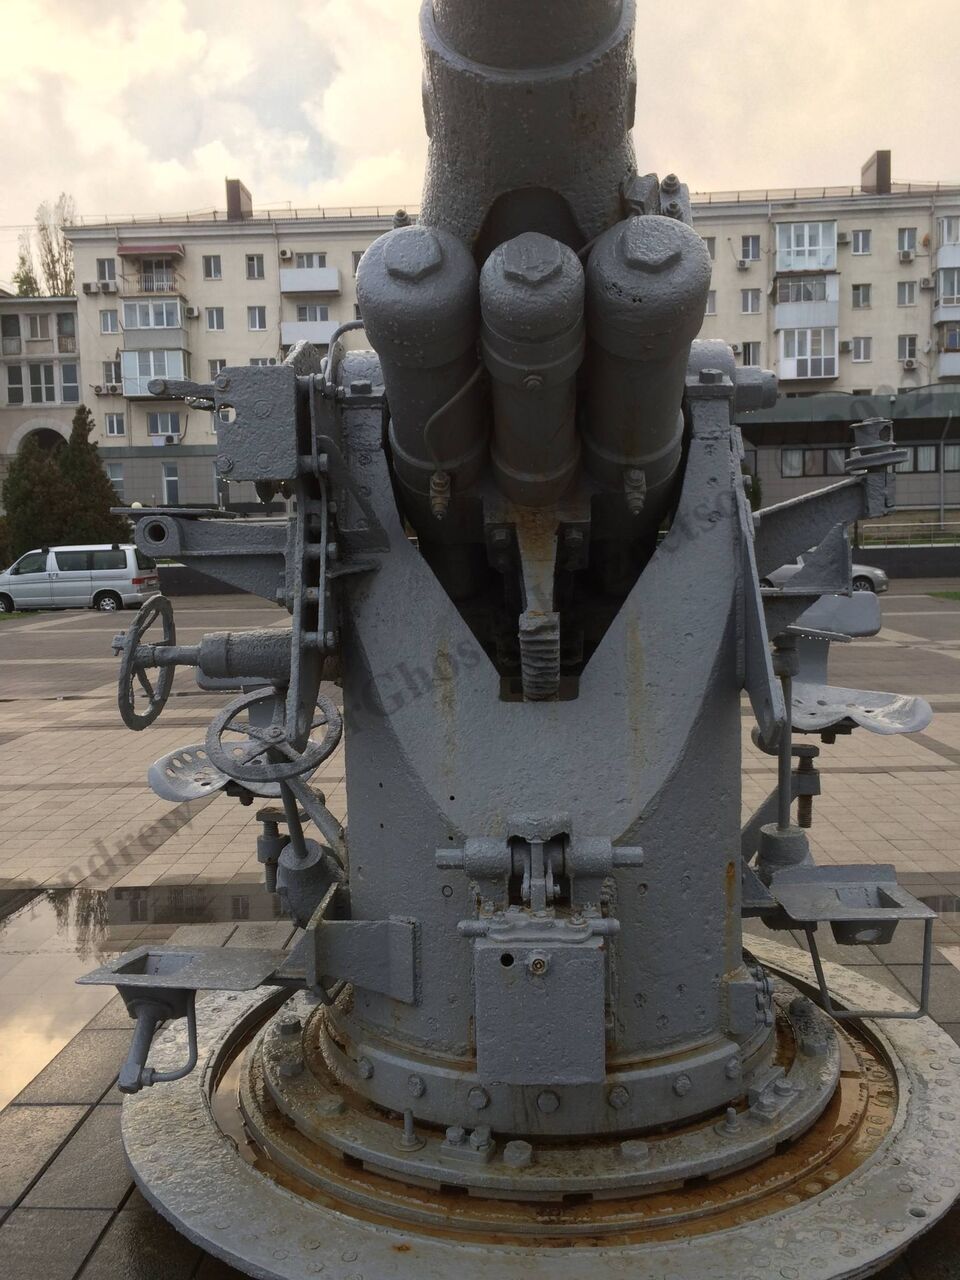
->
[408, 1074, 426, 1098]
[672, 1073, 692, 1097]
[357, 1057, 374, 1080]
[537, 1090, 560, 1114]
[279, 1016, 302, 1037]
[468, 1086, 490, 1110]
[608, 1085, 630, 1111]
[725, 1057, 741, 1079]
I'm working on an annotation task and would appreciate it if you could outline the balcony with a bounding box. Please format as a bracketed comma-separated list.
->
[1, 337, 21, 356]
[936, 243, 960, 272]
[280, 319, 340, 346]
[57, 335, 77, 353]
[122, 327, 189, 352]
[121, 272, 184, 296]
[279, 266, 341, 295]
[938, 351, 960, 379]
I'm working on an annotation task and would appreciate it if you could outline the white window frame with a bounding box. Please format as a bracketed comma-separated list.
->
[851, 283, 871, 310]
[106, 462, 124, 500]
[122, 299, 180, 329]
[939, 268, 960, 306]
[851, 337, 872, 363]
[61, 362, 79, 403]
[206, 306, 225, 331]
[100, 308, 119, 333]
[740, 234, 761, 262]
[703, 236, 716, 261]
[27, 313, 50, 340]
[148, 410, 182, 438]
[162, 462, 180, 505]
[209, 358, 226, 378]
[776, 221, 837, 272]
[246, 253, 265, 280]
[897, 281, 917, 307]
[6, 365, 24, 405]
[898, 227, 918, 253]
[852, 229, 871, 255]
[102, 360, 121, 384]
[704, 290, 716, 316]
[777, 276, 827, 303]
[898, 334, 918, 361]
[120, 348, 186, 396]
[248, 306, 267, 331]
[96, 257, 116, 282]
[780, 327, 838, 379]
[741, 341, 761, 366]
[202, 254, 222, 281]
[741, 289, 761, 314]
[294, 252, 326, 269]
[940, 217, 960, 247]
[942, 324, 960, 353]
[352, 250, 364, 275]
[105, 412, 125, 437]
[296, 304, 329, 322]
[28, 363, 56, 403]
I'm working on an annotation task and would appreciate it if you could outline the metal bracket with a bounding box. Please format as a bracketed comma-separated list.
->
[801, 920, 933, 1022]
[304, 884, 418, 1004]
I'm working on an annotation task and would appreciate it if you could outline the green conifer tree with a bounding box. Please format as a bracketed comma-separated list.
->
[1, 435, 75, 559]
[58, 405, 130, 545]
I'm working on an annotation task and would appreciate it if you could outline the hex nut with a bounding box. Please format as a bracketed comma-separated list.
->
[619, 217, 684, 273]
[608, 1085, 631, 1111]
[503, 1140, 534, 1169]
[468, 1086, 490, 1110]
[279, 1016, 302, 1038]
[537, 1090, 560, 1114]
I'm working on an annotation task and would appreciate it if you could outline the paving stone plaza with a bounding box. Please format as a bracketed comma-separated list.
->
[1, 584, 959, 1278]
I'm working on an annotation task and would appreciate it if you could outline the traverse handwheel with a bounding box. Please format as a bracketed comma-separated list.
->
[114, 594, 176, 731]
[205, 687, 342, 784]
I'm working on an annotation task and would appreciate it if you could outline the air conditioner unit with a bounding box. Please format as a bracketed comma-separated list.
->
[839, 340, 853, 353]
[107, 383, 120, 394]
[82, 282, 100, 295]
[165, 433, 178, 446]
[920, 277, 935, 290]
[837, 232, 850, 245]
[899, 249, 915, 263]
[93, 384, 105, 395]
[736, 259, 749, 271]
[903, 357, 917, 370]
[100, 280, 118, 293]
[278, 248, 293, 260]
[184, 305, 200, 319]
[730, 344, 742, 354]
[268, 357, 278, 365]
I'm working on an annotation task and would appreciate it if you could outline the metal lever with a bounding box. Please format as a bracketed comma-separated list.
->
[118, 991, 198, 1094]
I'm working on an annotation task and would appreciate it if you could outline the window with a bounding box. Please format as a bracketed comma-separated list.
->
[703, 236, 716, 260]
[29, 363, 55, 403]
[96, 258, 116, 282]
[100, 309, 119, 333]
[122, 300, 180, 329]
[776, 221, 836, 272]
[705, 290, 716, 316]
[945, 444, 960, 471]
[826, 448, 848, 475]
[246, 253, 265, 280]
[781, 448, 803, 478]
[296, 304, 329, 322]
[55, 550, 90, 571]
[852, 336, 872, 362]
[162, 462, 180, 505]
[92, 549, 125, 569]
[898, 281, 917, 307]
[56, 312, 76, 352]
[940, 217, 960, 247]
[352, 251, 364, 275]
[942, 324, 960, 352]
[135, 550, 156, 571]
[781, 327, 837, 379]
[353, 303, 363, 320]
[898, 227, 917, 253]
[14, 551, 47, 574]
[231, 895, 250, 921]
[206, 306, 225, 331]
[202, 254, 222, 280]
[741, 234, 760, 261]
[249, 357, 272, 366]
[61, 363, 79, 403]
[776, 276, 827, 303]
[105, 464, 124, 501]
[248, 306, 267, 330]
[294, 252, 326, 269]
[898, 334, 918, 361]
[148, 410, 181, 438]
[852, 229, 871, 255]
[27, 313, 50, 340]
[851, 283, 871, 309]
[1, 314, 20, 354]
[102, 360, 121, 384]
[916, 445, 937, 472]
[105, 412, 125, 436]
[209, 358, 226, 377]
[121, 349, 186, 395]
[803, 449, 825, 476]
[895, 448, 914, 473]
[939, 268, 960, 306]
[741, 341, 761, 366]
[741, 288, 761, 314]
[6, 366, 23, 404]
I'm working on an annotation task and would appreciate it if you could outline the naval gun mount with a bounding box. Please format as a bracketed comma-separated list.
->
[78, 2, 960, 1277]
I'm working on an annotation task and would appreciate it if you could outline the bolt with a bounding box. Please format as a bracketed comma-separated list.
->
[503, 1139, 533, 1169]
[445, 1125, 466, 1146]
[399, 1109, 424, 1151]
[408, 1074, 426, 1098]
[468, 1086, 490, 1110]
[664, 199, 682, 219]
[774, 1078, 793, 1097]
[279, 1057, 304, 1079]
[699, 368, 724, 384]
[279, 1016, 302, 1038]
[537, 1090, 560, 1114]
[661, 172, 680, 194]
[723, 1106, 740, 1132]
[619, 217, 683, 273]
[215, 453, 234, 474]
[522, 373, 544, 392]
[383, 227, 443, 283]
[214, 374, 230, 391]
[501, 232, 563, 286]
[357, 1057, 374, 1080]
[672, 1073, 693, 1098]
[620, 1139, 649, 1162]
[608, 1085, 631, 1111]
[469, 1125, 493, 1151]
[527, 953, 549, 976]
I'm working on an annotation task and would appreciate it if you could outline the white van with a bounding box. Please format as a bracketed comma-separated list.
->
[0, 544, 159, 613]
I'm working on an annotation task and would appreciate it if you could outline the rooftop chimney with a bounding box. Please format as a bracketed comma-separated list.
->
[225, 179, 253, 221]
[861, 151, 892, 195]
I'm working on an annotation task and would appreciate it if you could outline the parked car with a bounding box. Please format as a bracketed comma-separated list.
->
[0, 544, 159, 613]
[761, 560, 888, 594]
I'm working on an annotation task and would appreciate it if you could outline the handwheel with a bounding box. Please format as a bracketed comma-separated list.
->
[115, 594, 176, 730]
[205, 687, 342, 784]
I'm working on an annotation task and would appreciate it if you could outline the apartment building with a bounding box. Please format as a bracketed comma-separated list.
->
[0, 294, 79, 493]
[64, 181, 397, 508]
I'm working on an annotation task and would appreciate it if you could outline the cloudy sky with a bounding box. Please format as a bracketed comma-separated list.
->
[1, 0, 954, 287]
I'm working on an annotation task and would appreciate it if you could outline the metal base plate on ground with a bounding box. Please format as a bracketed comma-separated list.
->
[122, 942, 960, 1280]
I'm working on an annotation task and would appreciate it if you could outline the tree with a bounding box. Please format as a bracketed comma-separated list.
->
[1, 434, 75, 558]
[58, 405, 130, 544]
[34, 193, 76, 297]
[12, 232, 40, 297]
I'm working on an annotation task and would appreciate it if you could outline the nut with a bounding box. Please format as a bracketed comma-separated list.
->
[383, 227, 443, 283]
[608, 1085, 631, 1111]
[408, 1074, 426, 1098]
[468, 1086, 490, 1110]
[619, 217, 684, 273]
[502, 1140, 533, 1169]
[672, 1073, 693, 1098]
[536, 1090, 560, 1114]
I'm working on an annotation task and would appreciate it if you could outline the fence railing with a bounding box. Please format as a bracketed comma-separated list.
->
[857, 520, 960, 547]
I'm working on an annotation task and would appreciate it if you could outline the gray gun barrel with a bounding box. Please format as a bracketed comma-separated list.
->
[356, 224, 485, 528]
[480, 232, 584, 508]
[583, 215, 713, 525]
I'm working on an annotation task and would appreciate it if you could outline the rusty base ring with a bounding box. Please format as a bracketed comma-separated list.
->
[122, 942, 960, 1280]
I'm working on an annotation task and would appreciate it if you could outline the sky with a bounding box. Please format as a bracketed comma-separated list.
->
[1, 0, 956, 288]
